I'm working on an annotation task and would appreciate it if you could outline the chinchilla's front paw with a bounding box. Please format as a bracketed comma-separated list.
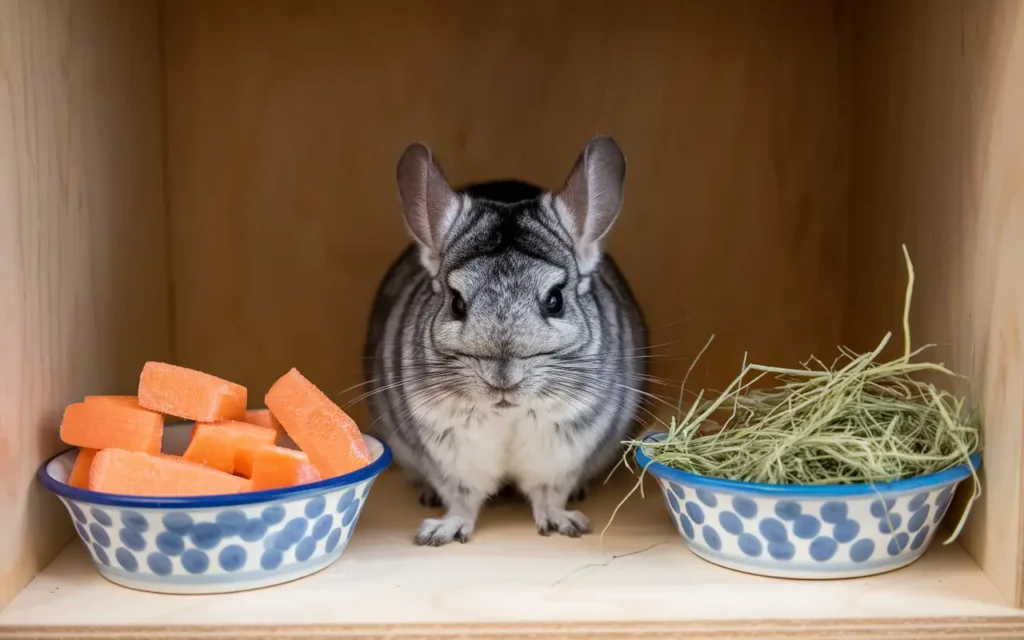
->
[536, 508, 591, 538]
[414, 515, 475, 546]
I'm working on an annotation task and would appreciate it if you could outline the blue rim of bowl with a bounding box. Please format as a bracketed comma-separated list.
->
[38, 433, 393, 509]
[635, 432, 981, 497]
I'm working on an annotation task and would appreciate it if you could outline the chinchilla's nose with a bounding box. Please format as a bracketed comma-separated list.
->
[478, 357, 527, 391]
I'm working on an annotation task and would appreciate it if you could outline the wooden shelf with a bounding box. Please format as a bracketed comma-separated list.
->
[1, 470, 1022, 639]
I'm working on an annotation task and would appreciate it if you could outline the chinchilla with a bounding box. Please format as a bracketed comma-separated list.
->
[362, 136, 648, 545]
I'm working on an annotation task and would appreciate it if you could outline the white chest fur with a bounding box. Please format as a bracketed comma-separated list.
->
[413, 394, 602, 495]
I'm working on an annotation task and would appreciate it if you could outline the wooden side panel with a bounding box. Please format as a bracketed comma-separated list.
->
[850, 0, 1024, 605]
[163, 0, 850, 423]
[0, 0, 170, 608]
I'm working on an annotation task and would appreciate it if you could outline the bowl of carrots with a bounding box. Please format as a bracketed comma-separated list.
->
[38, 363, 392, 594]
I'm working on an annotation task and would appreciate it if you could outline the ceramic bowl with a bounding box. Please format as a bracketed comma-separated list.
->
[39, 422, 392, 594]
[636, 433, 981, 579]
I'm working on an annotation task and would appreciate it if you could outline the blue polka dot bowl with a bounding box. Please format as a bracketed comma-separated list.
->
[38, 422, 392, 594]
[636, 433, 981, 579]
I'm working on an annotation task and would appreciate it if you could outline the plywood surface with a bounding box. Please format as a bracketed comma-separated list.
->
[1, 470, 1022, 638]
[0, 0, 170, 610]
[850, 0, 1024, 606]
[162, 0, 851, 424]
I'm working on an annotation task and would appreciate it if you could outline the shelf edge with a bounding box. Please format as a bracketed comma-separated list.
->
[5, 617, 1024, 640]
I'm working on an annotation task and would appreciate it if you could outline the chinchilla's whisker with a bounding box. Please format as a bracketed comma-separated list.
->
[405, 388, 463, 419]
[557, 351, 680, 361]
[370, 383, 462, 428]
[568, 339, 680, 355]
[548, 371, 678, 410]
[336, 378, 380, 395]
[542, 365, 675, 387]
[336, 373, 446, 397]
[347, 374, 461, 407]
[633, 403, 671, 430]
[364, 361, 459, 374]
[341, 371, 458, 400]
[543, 385, 593, 414]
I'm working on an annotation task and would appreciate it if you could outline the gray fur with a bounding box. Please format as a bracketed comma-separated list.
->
[363, 136, 648, 545]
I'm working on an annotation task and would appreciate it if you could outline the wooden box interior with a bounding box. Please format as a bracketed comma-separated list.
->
[2, 0, 1022, 634]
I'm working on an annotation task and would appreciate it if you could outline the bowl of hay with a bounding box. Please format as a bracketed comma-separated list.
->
[629, 247, 982, 579]
[636, 434, 979, 579]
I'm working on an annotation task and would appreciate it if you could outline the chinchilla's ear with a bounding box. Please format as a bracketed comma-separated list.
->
[554, 136, 626, 275]
[396, 143, 458, 275]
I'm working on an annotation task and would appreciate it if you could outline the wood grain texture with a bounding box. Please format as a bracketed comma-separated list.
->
[850, 0, 1024, 607]
[1, 470, 1021, 636]
[0, 0, 170, 610]
[162, 0, 851, 424]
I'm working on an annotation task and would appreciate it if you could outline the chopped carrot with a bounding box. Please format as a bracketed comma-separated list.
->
[265, 368, 371, 479]
[297, 461, 321, 485]
[248, 445, 322, 491]
[85, 395, 141, 408]
[244, 408, 282, 432]
[234, 443, 259, 478]
[89, 449, 248, 496]
[60, 402, 163, 455]
[187, 419, 276, 443]
[232, 433, 302, 478]
[68, 449, 98, 489]
[183, 421, 276, 474]
[138, 362, 247, 422]
[243, 408, 291, 446]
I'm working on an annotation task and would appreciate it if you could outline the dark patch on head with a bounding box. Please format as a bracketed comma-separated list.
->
[527, 409, 537, 420]
[478, 211, 521, 257]
[442, 179, 576, 278]
[456, 179, 544, 204]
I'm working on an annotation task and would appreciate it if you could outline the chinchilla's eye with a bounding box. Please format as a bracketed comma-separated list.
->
[451, 290, 467, 320]
[544, 286, 564, 318]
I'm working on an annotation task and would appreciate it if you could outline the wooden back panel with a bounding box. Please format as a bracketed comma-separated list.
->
[162, 0, 851, 427]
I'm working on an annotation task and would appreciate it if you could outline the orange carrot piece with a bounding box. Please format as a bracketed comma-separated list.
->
[85, 395, 141, 408]
[232, 434, 304, 478]
[248, 445, 322, 491]
[234, 444, 259, 478]
[60, 402, 163, 455]
[265, 368, 371, 479]
[244, 408, 282, 432]
[68, 449, 98, 489]
[183, 421, 276, 474]
[89, 449, 248, 496]
[243, 408, 291, 446]
[138, 362, 247, 422]
[188, 419, 267, 442]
